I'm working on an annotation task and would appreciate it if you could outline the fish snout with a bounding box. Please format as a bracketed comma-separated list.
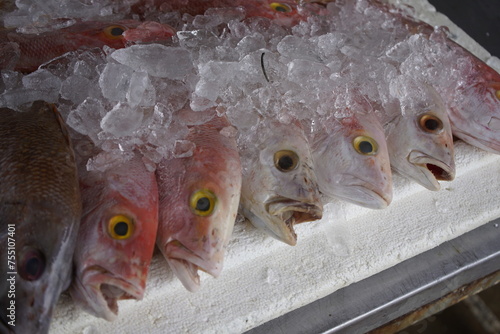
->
[265, 197, 323, 225]
[407, 151, 456, 190]
[325, 173, 393, 209]
[72, 265, 146, 321]
[164, 240, 224, 292]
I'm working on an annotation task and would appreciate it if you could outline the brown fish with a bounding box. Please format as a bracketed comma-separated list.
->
[0, 101, 81, 334]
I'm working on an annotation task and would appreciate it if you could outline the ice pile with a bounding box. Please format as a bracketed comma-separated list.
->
[0, 0, 494, 180]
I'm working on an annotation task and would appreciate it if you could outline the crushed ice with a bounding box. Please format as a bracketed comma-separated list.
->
[0, 0, 471, 173]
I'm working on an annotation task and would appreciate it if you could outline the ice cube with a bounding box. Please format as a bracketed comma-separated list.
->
[100, 102, 144, 137]
[60, 75, 93, 104]
[110, 44, 195, 79]
[66, 98, 107, 141]
[99, 63, 134, 102]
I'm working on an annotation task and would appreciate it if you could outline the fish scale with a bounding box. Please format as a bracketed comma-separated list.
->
[0, 100, 81, 334]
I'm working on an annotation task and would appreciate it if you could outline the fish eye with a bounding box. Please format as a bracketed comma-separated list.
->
[274, 150, 299, 172]
[103, 25, 126, 39]
[190, 189, 217, 216]
[108, 215, 134, 239]
[495, 90, 500, 100]
[419, 113, 443, 133]
[19, 248, 46, 281]
[353, 136, 378, 155]
[269, 2, 292, 13]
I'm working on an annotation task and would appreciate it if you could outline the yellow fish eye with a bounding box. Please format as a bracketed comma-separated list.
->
[190, 189, 217, 216]
[495, 90, 500, 100]
[108, 215, 134, 239]
[419, 113, 443, 133]
[103, 25, 127, 39]
[274, 150, 299, 172]
[269, 2, 292, 13]
[353, 136, 378, 155]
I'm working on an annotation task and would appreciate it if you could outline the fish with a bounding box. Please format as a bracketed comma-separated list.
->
[0, 19, 176, 73]
[69, 143, 159, 321]
[155, 111, 242, 292]
[132, 0, 326, 26]
[0, 101, 81, 334]
[383, 76, 455, 190]
[310, 111, 393, 209]
[239, 119, 323, 246]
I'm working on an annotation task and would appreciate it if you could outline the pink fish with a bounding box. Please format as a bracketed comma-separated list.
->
[155, 112, 242, 292]
[0, 19, 176, 73]
[70, 144, 159, 321]
[133, 0, 326, 26]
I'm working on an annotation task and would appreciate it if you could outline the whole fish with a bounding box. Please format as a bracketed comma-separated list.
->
[310, 111, 392, 209]
[70, 144, 159, 321]
[0, 19, 176, 73]
[155, 112, 242, 292]
[239, 119, 322, 246]
[0, 101, 81, 334]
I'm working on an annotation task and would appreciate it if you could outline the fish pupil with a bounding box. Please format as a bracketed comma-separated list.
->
[110, 27, 125, 36]
[278, 155, 294, 170]
[275, 5, 287, 12]
[359, 141, 373, 154]
[114, 222, 129, 236]
[425, 119, 439, 131]
[196, 197, 211, 212]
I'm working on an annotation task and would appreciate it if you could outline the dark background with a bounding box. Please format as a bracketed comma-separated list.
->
[428, 0, 500, 57]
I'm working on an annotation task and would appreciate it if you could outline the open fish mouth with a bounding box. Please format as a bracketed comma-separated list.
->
[263, 197, 323, 245]
[408, 151, 455, 191]
[77, 265, 145, 321]
[164, 240, 222, 293]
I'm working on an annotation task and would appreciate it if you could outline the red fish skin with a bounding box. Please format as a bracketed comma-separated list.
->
[132, 0, 327, 26]
[0, 19, 175, 73]
[155, 112, 242, 292]
[70, 152, 159, 321]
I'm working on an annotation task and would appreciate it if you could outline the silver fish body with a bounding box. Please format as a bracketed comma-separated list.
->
[239, 120, 322, 246]
[0, 101, 81, 334]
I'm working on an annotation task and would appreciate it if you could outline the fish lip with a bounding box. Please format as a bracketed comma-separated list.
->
[408, 151, 455, 190]
[164, 240, 222, 292]
[263, 197, 323, 245]
[333, 182, 392, 209]
[77, 265, 145, 321]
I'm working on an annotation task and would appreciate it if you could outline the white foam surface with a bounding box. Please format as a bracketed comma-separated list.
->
[49, 0, 500, 333]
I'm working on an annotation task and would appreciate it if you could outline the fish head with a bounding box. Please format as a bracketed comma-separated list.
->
[156, 118, 242, 292]
[0, 201, 79, 334]
[242, 0, 326, 26]
[240, 121, 323, 246]
[312, 113, 393, 209]
[448, 80, 500, 153]
[387, 80, 455, 190]
[64, 20, 175, 51]
[70, 158, 158, 321]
